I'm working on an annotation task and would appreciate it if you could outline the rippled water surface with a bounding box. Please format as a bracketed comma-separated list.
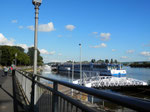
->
[42, 66, 150, 83]
[123, 66, 150, 82]
[41, 66, 150, 112]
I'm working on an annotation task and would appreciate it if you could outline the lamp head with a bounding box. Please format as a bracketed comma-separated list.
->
[32, 0, 42, 6]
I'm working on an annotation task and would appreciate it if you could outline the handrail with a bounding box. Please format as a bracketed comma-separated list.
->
[15, 70, 150, 112]
[16, 70, 32, 81]
[35, 74, 150, 112]
[35, 80, 97, 112]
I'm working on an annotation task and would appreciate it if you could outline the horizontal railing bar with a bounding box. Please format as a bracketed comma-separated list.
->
[34, 80, 97, 112]
[16, 70, 32, 81]
[35, 80, 54, 92]
[35, 74, 150, 112]
[55, 90, 99, 112]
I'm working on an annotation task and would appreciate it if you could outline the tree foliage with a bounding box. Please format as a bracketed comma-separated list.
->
[130, 62, 150, 68]
[0, 45, 43, 66]
[114, 59, 118, 64]
[27, 47, 43, 66]
[110, 59, 113, 64]
[91, 59, 96, 63]
[105, 59, 109, 63]
[97, 59, 104, 63]
[0, 45, 30, 66]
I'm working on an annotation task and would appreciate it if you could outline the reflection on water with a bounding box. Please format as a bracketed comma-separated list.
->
[41, 66, 150, 112]
[123, 66, 150, 82]
[42, 66, 150, 83]
[41, 72, 70, 83]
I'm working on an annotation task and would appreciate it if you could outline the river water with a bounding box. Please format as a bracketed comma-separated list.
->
[41, 66, 150, 112]
[123, 66, 150, 82]
[42, 66, 150, 83]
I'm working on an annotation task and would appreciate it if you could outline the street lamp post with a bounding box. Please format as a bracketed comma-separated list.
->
[0, 50, 2, 66]
[72, 60, 74, 96]
[32, 0, 42, 107]
[67, 67, 71, 82]
[79, 43, 82, 85]
[15, 53, 17, 67]
[32, 0, 42, 74]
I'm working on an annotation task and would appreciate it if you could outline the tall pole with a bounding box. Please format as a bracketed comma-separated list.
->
[67, 67, 70, 82]
[15, 53, 17, 67]
[72, 60, 74, 96]
[33, 4, 39, 74]
[79, 44, 82, 85]
[72, 60, 74, 83]
[32, 0, 41, 106]
[0, 50, 2, 66]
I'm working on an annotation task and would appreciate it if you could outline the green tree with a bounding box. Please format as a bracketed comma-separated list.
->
[13, 46, 25, 52]
[97, 59, 104, 63]
[105, 59, 109, 63]
[27, 47, 43, 66]
[82, 61, 89, 64]
[110, 59, 113, 64]
[114, 59, 118, 64]
[91, 59, 96, 63]
[0, 45, 30, 66]
[66, 60, 72, 63]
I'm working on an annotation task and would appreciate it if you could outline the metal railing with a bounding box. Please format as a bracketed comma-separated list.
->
[13, 70, 150, 112]
[74, 75, 148, 88]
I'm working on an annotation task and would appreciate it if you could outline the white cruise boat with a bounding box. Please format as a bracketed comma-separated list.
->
[58, 63, 126, 77]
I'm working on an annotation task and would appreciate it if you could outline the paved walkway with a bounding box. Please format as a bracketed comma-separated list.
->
[0, 70, 13, 112]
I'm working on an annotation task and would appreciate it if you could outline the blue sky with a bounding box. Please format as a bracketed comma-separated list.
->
[0, 0, 150, 62]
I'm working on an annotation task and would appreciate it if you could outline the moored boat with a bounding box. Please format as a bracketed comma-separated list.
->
[58, 63, 126, 77]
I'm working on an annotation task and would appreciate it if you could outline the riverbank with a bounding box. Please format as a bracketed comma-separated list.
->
[22, 67, 42, 74]
[129, 63, 150, 68]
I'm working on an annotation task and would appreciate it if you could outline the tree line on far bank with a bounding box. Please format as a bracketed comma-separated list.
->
[66, 58, 118, 64]
[130, 62, 150, 68]
[0, 45, 43, 66]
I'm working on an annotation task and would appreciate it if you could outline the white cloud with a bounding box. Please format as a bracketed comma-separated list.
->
[12, 20, 18, 23]
[121, 56, 128, 59]
[58, 35, 62, 37]
[17, 44, 28, 50]
[40, 49, 49, 55]
[112, 49, 116, 52]
[39, 49, 56, 55]
[100, 43, 107, 47]
[140, 51, 150, 56]
[30, 45, 34, 47]
[58, 53, 62, 56]
[28, 22, 55, 32]
[91, 43, 107, 48]
[65, 25, 75, 31]
[38, 22, 55, 32]
[127, 50, 134, 54]
[100, 33, 111, 41]
[49, 51, 55, 55]
[19, 26, 23, 29]
[0, 33, 30, 51]
[27, 26, 34, 31]
[92, 32, 98, 34]
[50, 59, 61, 62]
[0, 33, 15, 46]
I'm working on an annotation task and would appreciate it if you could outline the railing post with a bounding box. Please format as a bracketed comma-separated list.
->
[12, 70, 18, 112]
[52, 82, 58, 112]
[30, 75, 36, 112]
